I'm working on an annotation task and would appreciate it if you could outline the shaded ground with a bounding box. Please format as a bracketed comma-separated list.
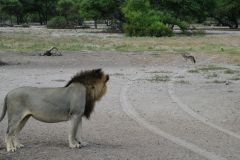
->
[0, 29, 240, 160]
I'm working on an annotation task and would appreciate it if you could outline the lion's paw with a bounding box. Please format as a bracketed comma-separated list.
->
[69, 142, 81, 148]
[7, 146, 17, 152]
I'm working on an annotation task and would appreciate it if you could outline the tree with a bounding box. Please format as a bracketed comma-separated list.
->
[56, 0, 81, 26]
[0, 0, 24, 24]
[150, 0, 216, 23]
[18, 0, 57, 25]
[214, 0, 240, 28]
[79, 0, 122, 29]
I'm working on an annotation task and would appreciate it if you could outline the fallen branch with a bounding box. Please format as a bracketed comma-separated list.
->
[40, 47, 62, 56]
[0, 59, 8, 66]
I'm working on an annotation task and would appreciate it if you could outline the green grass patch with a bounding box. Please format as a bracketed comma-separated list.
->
[175, 75, 185, 78]
[206, 73, 218, 79]
[175, 80, 190, 84]
[189, 65, 230, 75]
[224, 69, 239, 74]
[52, 79, 66, 82]
[229, 76, 240, 81]
[198, 65, 227, 72]
[211, 80, 226, 84]
[147, 70, 172, 74]
[188, 69, 200, 73]
[149, 75, 170, 82]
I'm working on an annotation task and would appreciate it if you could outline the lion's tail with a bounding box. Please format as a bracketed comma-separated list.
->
[0, 95, 7, 122]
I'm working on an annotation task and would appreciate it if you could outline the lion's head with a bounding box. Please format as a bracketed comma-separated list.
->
[65, 69, 109, 118]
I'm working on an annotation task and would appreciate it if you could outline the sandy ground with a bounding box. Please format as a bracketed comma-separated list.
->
[0, 35, 240, 160]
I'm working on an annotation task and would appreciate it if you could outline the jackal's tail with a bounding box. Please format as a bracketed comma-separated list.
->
[192, 56, 196, 63]
[0, 96, 7, 122]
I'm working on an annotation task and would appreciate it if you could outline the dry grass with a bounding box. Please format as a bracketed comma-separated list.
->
[0, 28, 240, 55]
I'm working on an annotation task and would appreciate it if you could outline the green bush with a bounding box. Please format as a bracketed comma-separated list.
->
[47, 16, 67, 29]
[122, 0, 173, 37]
[148, 22, 172, 37]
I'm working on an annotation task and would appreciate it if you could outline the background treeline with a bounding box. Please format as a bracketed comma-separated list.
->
[0, 0, 239, 36]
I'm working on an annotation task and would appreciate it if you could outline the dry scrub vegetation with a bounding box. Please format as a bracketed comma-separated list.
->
[0, 28, 239, 58]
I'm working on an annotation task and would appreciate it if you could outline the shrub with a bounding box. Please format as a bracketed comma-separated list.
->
[148, 21, 172, 37]
[122, 0, 173, 37]
[22, 23, 29, 28]
[47, 16, 67, 29]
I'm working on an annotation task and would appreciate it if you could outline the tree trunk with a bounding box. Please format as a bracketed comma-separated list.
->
[17, 16, 20, 25]
[94, 19, 97, 29]
[38, 12, 43, 25]
[232, 19, 238, 29]
[45, 0, 48, 25]
[10, 15, 13, 25]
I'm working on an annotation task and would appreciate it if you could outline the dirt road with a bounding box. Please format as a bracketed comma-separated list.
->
[0, 49, 240, 160]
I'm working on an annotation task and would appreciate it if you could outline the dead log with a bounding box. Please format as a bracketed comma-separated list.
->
[0, 59, 8, 66]
[40, 47, 62, 56]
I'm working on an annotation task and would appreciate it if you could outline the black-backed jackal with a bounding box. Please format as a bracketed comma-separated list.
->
[181, 53, 196, 63]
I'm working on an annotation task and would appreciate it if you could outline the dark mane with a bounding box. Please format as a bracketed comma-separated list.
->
[65, 69, 103, 87]
[65, 69, 104, 119]
[84, 95, 95, 119]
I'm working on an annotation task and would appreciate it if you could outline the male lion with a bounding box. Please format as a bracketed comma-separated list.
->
[0, 69, 109, 152]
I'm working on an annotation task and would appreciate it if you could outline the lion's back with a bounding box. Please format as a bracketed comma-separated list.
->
[6, 86, 73, 122]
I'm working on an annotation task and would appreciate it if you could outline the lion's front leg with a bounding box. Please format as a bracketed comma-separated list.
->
[68, 115, 82, 148]
[76, 118, 87, 147]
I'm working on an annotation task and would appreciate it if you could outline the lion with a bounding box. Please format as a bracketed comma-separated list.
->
[0, 68, 109, 152]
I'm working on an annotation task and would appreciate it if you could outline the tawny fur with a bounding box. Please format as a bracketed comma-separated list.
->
[0, 68, 109, 152]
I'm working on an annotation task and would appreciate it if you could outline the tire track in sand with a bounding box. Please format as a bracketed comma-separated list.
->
[120, 73, 226, 160]
[167, 56, 240, 141]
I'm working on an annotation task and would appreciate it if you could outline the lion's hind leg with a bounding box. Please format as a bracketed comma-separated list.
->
[6, 114, 30, 152]
[5, 134, 15, 152]
[6, 124, 19, 152]
[13, 115, 31, 148]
